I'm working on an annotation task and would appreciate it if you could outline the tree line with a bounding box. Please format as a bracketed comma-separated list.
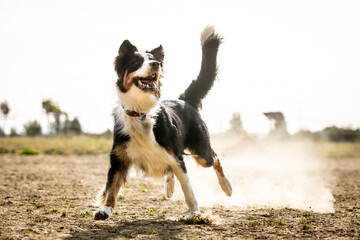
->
[229, 112, 360, 142]
[0, 99, 82, 137]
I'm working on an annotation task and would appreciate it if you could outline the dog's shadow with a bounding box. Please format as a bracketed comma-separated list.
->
[63, 218, 190, 240]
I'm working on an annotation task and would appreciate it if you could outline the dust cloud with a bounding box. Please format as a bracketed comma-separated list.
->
[172, 138, 335, 213]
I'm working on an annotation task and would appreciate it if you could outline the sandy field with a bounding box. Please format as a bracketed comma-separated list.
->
[0, 140, 359, 239]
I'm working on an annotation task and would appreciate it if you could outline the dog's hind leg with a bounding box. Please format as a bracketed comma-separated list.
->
[213, 153, 233, 197]
[189, 141, 233, 197]
[192, 151, 233, 197]
[164, 173, 175, 198]
[94, 145, 131, 220]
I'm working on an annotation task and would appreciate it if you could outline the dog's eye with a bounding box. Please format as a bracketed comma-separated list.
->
[133, 58, 143, 66]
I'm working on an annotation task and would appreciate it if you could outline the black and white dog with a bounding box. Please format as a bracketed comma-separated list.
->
[94, 26, 232, 220]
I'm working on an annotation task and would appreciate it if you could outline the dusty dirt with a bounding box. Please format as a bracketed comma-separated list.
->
[0, 153, 359, 239]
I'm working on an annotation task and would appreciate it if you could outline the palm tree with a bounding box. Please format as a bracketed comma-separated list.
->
[1, 101, 10, 135]
[42, 99, 61, 136]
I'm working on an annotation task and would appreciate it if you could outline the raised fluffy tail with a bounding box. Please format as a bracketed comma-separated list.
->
[179, 25, 222, 108]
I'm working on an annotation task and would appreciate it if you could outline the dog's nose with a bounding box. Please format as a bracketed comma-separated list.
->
[150, 61, 160, 69]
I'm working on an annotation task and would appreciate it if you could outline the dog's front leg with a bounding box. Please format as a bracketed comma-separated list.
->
[173, 162, 200, 214]
[94, 146, 131, 220]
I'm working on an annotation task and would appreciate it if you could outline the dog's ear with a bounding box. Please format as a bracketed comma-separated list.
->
[150, 45, 164, 62]
[118, 40, 137, 57]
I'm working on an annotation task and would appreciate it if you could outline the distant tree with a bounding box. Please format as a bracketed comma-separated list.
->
[293, 127, 360, 142]
[24, 121, 42, 137]
[229, 112, 244, 134]
[10, 128, 19, 137]
[69, 117, 82, 134]
[318, 126, 360, 142]
[61, 112, 69, 134]
[0, 128, 4, 137]
[0, 101, 10, 116]
[1, 101, 10, 135]
[42, 99, 64, 135]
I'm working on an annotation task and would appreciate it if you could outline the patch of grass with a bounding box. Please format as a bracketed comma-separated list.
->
[46, 208, 59, 214]
[79, 211, 93, 218]
[34, 218, 46, 223]
[32, 202, 45, 209]
[61, 211, 67, 217]
[151, 229, 156, 234]
[17, 146, 40, 155]
[0, 200, 5, 205]
[118, 195, 125, 200]
[146, 207, 158, 216]
[248, 220, 262, 227]
[314, 142, 360, 158]
[121, 232, 133, 238]
[273, 218, 285, 226]
[26, 207, 33, 212]
[140, 185, 147, 193]
[0, 136, 112, 155]
[338, 195, 346, 201]
[20, 229, 35, 234]
[303, 211, 311, 217]
[0, 232, 7, 239]
[69, 203, 75, 208]
[0, 146, 7, 153]
[299, 217, 311, 230]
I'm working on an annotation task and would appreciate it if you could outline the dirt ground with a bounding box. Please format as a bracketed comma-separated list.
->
[0, 153, 359, 239]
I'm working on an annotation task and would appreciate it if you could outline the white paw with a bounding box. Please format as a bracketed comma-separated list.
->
[164, 176, 175, 198]
[94, 206, 113, 220]
[219, 175, 233, 197]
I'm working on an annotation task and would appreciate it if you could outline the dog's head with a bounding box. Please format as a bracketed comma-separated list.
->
[114, 40, 164, 111]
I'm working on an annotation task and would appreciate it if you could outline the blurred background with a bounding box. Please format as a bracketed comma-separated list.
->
[1, 0, 359, 139]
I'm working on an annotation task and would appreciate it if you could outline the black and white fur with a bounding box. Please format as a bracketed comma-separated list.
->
[94, 26, 232, 220]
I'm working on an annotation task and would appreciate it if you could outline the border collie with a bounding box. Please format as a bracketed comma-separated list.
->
[94, 26, 232, 220]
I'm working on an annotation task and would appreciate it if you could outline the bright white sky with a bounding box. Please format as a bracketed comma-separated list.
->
[1, 0, 359, 135]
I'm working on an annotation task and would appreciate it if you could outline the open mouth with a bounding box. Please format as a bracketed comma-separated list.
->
[133, 73, 158, 91]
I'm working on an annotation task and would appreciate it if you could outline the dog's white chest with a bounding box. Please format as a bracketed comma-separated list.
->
[123, 118, 176, 178]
